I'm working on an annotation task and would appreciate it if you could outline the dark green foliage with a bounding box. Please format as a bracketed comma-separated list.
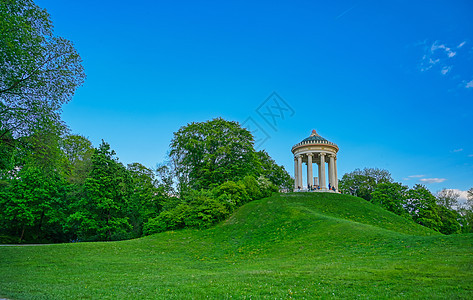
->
[144, 189, 229, 235]
[437, 205, 461, 234]
[0, 166, 67, 242]
[127, 162, 164, 237]
[66, 141, 132, 241]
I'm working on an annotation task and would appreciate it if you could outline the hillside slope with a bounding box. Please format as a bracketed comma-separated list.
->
[1, 193, 472, 299]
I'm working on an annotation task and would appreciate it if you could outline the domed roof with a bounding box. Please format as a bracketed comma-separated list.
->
[291, 129, 338, 153]
[301, 130, 328, 143]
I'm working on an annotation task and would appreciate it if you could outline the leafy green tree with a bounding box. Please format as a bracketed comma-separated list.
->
[256, 150, 293, 189]
[67, 141, 132, 241]
[0, 166, 67, 242]
[339, 168, 393, 201]
[61, 135, 94, 183]
[0, 0, 85, 147]
[372, 182, 410, 218]
[437, 205, 461, 235]
[405, 184, 442, 232]
[155, 162, 175, 196]
[127, 162, 165, 237]
[169, 118, 259, 193]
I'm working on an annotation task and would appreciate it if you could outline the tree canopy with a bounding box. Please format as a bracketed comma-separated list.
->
[0, 0, 85, 145]
[339, 167, 393, 201]
[169, 118, 260, 192]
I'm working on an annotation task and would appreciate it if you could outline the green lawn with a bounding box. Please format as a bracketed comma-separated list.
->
[1, 193, 472, 299]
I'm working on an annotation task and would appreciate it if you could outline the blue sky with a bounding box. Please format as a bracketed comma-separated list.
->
[37, 0, 473, 196]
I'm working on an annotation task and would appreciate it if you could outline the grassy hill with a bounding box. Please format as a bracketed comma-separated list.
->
[1, 192, 472, 299]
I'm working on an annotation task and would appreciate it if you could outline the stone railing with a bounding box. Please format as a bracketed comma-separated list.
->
[291, 140, 338, 151]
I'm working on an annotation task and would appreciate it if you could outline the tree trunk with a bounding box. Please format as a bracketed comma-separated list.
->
[19, 226, 25, 243]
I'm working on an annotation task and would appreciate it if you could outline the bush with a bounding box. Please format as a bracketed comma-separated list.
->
[143, 176, 277, 236]
[212, 181, 250, 207]
[144, 190, 230, 234]
[240, 175, 261, 200]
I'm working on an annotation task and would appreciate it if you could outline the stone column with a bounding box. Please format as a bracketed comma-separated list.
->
[297, 155, 303, 188]
[318, 153, 326, 189]
[328, 154, 335, 190]
[334, 156, 338, 190]
[294, 156, 298, 190]
[307, 153, 313, 189]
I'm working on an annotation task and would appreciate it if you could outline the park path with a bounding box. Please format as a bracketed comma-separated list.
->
[0, 244, 51, 246]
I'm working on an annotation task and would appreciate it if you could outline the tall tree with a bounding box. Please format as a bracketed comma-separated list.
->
[0, 0, 85, 146]
[0, 166, 67, 242]
[256, 150, 293, 189]
[405, 184, 442, 232]
[339, 168, 393, 201]
[67, 141, 131, 241]
[60, 134, 94, 184]
[169, 118, 259, 193]
[371, 182, 410, 218]
[127, 162, 164, 237]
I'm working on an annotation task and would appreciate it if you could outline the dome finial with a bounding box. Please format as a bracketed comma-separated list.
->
[310, 129, 318, 136]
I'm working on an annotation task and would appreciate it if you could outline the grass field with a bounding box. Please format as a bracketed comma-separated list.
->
[1, 192, 472, 299]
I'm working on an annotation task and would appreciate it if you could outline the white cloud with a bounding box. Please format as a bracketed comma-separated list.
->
[466, 80, 473, 88]
[468, 154, 473, 157]
[431, 41, 456, 58]
[453, 148, 463, 152]
[441, 66, 452, 75]
[457, 41, 466, 48]
[420, 178, 447, 184]
[403, 174, 425, 180]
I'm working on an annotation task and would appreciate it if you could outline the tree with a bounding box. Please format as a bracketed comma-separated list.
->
[339, 168, 393, 201]
[127, 162, 164, 237]
[155, 162, 176, 196]
[405, 184, 442, 232]
[371, 182, 410, 218]
[169, 118, 259, 193]
[436, 188, 460, 210]
[457, 188, 473, 233]
[0, 165, 67, 242]
[0, 0, 85, 146]
[256, 150, 293, 189]
[60, 134, 94, 184]
[67, 141, 131, 241]
[437, 205, 461, 235]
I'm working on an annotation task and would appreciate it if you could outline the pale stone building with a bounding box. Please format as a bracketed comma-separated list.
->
[291, 130, 339, 192]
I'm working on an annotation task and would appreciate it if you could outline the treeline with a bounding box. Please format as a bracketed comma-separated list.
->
[0, 1, 293, 243]
[0, 119, 292, 243]
[339, 168, 473, 234]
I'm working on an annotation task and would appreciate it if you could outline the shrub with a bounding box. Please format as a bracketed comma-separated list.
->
[212, 181, 250, 207]
[144, 190, 230, 234]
